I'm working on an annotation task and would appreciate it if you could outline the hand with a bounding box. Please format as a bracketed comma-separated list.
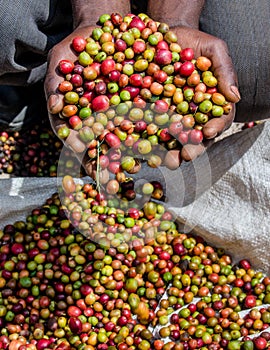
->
[170, 26, 241, 162]
[44, 26, 109, 183]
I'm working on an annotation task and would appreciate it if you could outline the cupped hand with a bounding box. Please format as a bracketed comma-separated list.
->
[44, 24, 240, 176]
[44, 26, 109, 183]
[171, 26, 241, 162]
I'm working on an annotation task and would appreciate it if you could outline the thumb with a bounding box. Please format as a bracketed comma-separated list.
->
[209, 42, 241, 103]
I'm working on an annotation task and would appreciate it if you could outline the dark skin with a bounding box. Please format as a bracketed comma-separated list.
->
[45, 0, 241, 177]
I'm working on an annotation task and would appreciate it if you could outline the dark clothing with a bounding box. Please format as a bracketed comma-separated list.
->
[0, 0, 72, 85]
[200, 0, 270, 122]
[0, 0, 72, 130]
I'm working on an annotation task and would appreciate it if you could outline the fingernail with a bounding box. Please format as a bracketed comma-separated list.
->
[230, 85, 241, 101]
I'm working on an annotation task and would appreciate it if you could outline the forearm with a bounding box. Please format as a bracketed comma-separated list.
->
[71, 0, 131, 28]
[147, 0, 205, 28]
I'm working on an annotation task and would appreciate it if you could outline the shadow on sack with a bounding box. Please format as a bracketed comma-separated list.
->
[164, 120, 267, 208]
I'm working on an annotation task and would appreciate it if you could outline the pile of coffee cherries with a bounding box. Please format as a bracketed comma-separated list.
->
[0, 123, 82, 177]
[0, 131, 16, 175]
[0, 175, 270, 350]
[56, 12, 233, 176]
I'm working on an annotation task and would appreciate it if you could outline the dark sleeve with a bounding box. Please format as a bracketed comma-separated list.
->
[200, 0, 270, 122]
[0, 0, 73, 86]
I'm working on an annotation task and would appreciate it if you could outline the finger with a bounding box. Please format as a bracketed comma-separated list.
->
[203, 105, 235, 139]
[49, 113, 88, 154]
[47, 94, 65, 115]
[64, 129, 88, 154]
[181, 143, 207, 162]
[163, 150, 182, 170]
[84, 157, 110, 184]
[92, 168, 110, 185]
[203, 118, 226, 139]
[206, 40, 241, 103]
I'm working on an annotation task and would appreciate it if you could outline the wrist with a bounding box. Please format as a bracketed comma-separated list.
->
[147, 0, 205, 29]
[71, 1, 131, 29]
